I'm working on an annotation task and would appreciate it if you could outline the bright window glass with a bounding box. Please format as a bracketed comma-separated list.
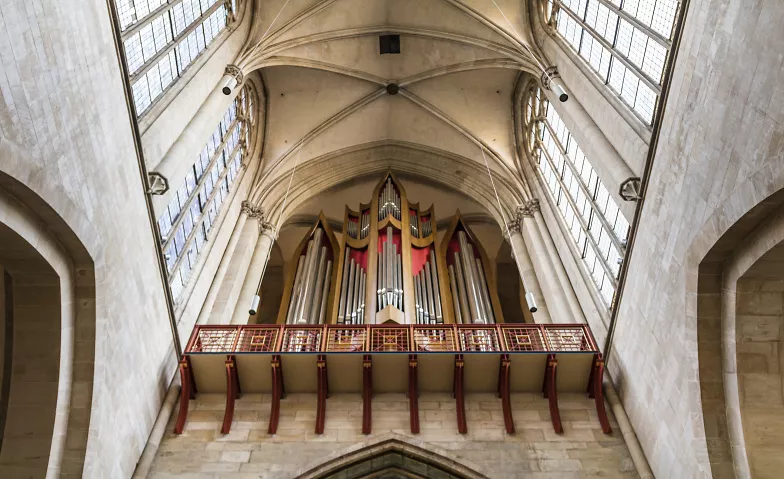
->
[158, 85, 255, 301]
[525, 86, 629, 307]
[116, 0, 234, 116]
[545, 0, 680, 125]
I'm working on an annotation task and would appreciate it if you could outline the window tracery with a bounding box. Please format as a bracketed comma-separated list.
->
[157, 83, 255, 301]
[543, 0, 680, 125]
[115, 0, 239, 116]
[523, 85, 629, 307]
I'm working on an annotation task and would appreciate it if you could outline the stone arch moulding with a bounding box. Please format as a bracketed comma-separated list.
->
[250, 141, 524, 229]
[688, 166, 784, 478]
[281, 433, 489, 479]
[0, 170, 96, 477]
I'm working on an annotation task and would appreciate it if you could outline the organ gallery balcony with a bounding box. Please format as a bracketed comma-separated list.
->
[174, 323, 612, 437]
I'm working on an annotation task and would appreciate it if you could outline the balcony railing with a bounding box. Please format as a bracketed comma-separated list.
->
[184, 323, 599, 354]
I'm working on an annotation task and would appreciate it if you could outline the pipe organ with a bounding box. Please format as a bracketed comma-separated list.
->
[277, 173, 503, 325]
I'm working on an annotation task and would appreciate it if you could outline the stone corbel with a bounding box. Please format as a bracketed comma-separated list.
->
[540, 66, 560, 91]
[505, 199, 541, 241]
[147, 172, 169, 195]
[242, 201, 277, 237]
[619, 177, 643, 202]
[225, 64, 244, 86]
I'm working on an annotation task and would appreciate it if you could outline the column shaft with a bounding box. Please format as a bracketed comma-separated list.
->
[231, 229, 275, 324]
[508, 231, 552, 324]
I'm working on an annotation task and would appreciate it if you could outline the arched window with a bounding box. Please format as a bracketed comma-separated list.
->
[543, 0, 680, 125]
[523, 85, 629, 307]
[114, 0, 239, 116]
[157, 83, 256, 301]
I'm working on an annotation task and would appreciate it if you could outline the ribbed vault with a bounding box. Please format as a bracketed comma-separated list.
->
[234, 0, 548, 219]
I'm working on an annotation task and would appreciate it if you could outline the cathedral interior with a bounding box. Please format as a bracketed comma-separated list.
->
[0, 0, 783, 478]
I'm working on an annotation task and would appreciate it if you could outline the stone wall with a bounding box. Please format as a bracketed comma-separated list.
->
[736, 276, 784, 478]
[151, 392, 635, 479]
[608, 0, 784, 477]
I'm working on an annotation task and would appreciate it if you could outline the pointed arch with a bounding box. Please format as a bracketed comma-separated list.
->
[284, 433, 489, 479]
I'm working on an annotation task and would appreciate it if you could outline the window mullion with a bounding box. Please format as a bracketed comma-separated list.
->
[129, 0, 226, 83]
[557, 3, 662, 94]
[161, 116, 243, 250]
[121, 0, 188, 39]
[535, 143, 620, 286]
[167, 142, 243, 280]
[542, 119, 625, 254]
[592, 0, 672, 49]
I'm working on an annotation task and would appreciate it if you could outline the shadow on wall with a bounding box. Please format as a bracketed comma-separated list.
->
[696, 188, 784, 478]
[254, 243, 284, 324]
[495, 241, 530, 323]
[0, 175, 96, 477]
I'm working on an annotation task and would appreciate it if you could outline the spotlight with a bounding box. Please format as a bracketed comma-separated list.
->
[249, 294, 260, 316]
[221, 74, 238, 95]
[552, 80, 569, 102]
[525, 292, 538, 313]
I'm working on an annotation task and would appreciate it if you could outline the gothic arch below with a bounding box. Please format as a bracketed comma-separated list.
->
[285, 435, 489, 479]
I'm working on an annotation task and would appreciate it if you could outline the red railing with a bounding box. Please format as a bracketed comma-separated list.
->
[185, 324, 598, 354]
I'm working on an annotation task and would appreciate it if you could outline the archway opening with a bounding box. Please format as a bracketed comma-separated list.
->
[0, 222, 60, 477]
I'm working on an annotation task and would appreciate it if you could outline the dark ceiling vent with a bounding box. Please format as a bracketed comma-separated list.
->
[379, 35, 401, 54]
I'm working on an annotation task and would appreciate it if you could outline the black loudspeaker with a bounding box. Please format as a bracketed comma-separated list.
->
[379, 35, 401, 54]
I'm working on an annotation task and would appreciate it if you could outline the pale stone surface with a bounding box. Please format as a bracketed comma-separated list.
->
[606, 0, 784, 477]
[152, 393, 636, 479]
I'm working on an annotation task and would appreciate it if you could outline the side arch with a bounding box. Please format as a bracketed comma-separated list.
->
[0, 172, 96, 477]
[689, 169, 784, 477]
[282, 433, 489, 479]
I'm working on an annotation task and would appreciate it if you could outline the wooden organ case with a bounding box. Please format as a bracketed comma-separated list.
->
[276, 173, 504, 325]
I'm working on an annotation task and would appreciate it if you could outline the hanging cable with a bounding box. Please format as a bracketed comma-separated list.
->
[461, 89, 538, 313]
[249, 90, 320, 316]
[237, 0, 295, 65]
[489, 0, 569, 101]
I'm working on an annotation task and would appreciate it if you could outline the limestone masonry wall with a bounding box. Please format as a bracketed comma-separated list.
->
[151, 392, 636, 479]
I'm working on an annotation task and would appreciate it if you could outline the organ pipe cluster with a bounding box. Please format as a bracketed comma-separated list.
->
[377, 226, 403, 311]
[414, 249, 443, 324]
[378, 178, 401, 220]
[337, 248, 366, 324]
[448, 231, 495, 324]
[409, 213, 433, 238]
[347, 210, 370, 240]
[286, 228, 333, 324]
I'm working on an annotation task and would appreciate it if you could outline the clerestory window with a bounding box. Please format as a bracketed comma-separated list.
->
[114, 0, 239, 116]
[543, 0, 680, 125]
[157, 84, 255, 301]
[524, 85, 629, 308]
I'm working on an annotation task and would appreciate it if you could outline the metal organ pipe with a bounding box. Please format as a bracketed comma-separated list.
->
[345, 258, 355, 323]
[453, 252, 471, 325]
[474, 257, 495, 323]
[317, 261, 332, 324]
[286, 228, 333, 325]
[457, 231, 483, 323]
[448, 265, 463, 324]
[430, 252, 443, 322]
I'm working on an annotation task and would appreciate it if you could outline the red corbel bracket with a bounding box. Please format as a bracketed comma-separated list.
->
[499, 354, 514, 433]
[408, 354, 420, 434]
[174, 357, 193, 434]
[589, 353, 612, 434]
[453, 354, 467, 434]
[221, 355, 241, 434]
[542, 353, 562, 434]
[268, 354, 283, 434]
[362, 354, 372, 434]
[316, 354, 328, 434]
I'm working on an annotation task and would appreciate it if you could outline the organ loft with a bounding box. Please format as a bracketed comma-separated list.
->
[4, 0, 780, 476]
[173, 172, 613, 448]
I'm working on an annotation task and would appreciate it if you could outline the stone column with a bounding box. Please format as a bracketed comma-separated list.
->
[231, 220, 276, 325]
[205, 201, 265, 325]
[542, 72, 636, 221]
[151, 64, 244, 214]
[505, 209, 552, 324]
[517, 200, 573, 323]
[530, 200, 586, 324]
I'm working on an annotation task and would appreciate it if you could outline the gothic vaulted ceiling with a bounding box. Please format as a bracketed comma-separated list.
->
[240, 0, 544, 220]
